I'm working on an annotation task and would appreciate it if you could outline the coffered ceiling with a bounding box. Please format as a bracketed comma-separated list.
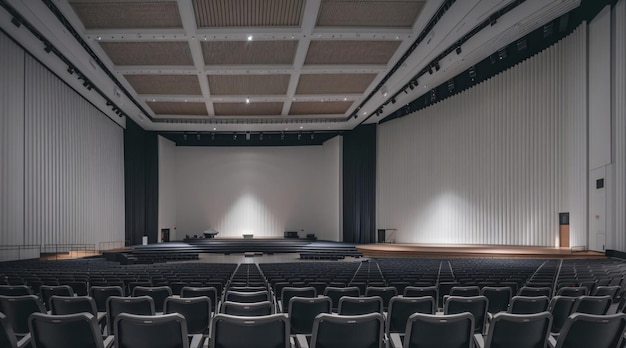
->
[0, 0, 581, 133]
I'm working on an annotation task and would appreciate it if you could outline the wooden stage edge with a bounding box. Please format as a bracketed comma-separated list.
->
[356, 243, 606, 259]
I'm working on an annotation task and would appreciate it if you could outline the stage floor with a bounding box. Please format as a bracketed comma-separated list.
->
[356, 243, 606, 259]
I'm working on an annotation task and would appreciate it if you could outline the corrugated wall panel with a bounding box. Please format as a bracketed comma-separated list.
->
[0, 32, 25, 248]
[614, 0, 626, 251]
[377, 26, 587, 246]
[23, 55, 125, 250]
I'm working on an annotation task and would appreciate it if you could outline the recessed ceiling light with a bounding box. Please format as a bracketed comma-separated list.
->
[96, 36, 102, 41]
[213, 127, 216, 131]
[343, 98, 347, 101]
[299, 126, 303, 129]
[247, 35, 253, 41]
[245, 98, 250, 104]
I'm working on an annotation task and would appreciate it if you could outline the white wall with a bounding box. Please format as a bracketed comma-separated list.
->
[158, 136, 177, 241]
[377, 25, 588, 246]
[588, 6, 612, 252]
[610, 0, 626, 251]
[172, 137, 342, 241]
[0, 32, 125, 261]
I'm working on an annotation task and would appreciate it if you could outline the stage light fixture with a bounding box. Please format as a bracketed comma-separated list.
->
[543, 22, 554, 38]
[428, 66, 433, 75]
[233, 133, 237, 140]
[44, 45, 52, 53]
[455, 45, 462, 55]
[67, 66, 74, 74]
[310, 133, 314, 140]
[11, 17, 20, 27]
[497, 47, 507, 60]
[259, 132, 263, 140]
[297, 133, 301, 140]
[434, 62, 440, 71]
[183, 134, 187, 141]
[391, 97, 396, 104]
[469, 66, 477, 81]
[430, 89, 437, 102]
[447, 80, 455, 93]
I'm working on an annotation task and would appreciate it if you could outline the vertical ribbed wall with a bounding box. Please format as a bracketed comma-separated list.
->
[0, 33, 25, 251]
[614, 0, 626, 251]
[23, 56, 125, 250]
[377, 26, 587, 246]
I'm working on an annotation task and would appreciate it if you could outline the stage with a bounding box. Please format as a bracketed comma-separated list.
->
[356, 243, 606, 259]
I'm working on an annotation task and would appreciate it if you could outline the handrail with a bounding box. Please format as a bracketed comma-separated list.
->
[98, 241, 125, 251]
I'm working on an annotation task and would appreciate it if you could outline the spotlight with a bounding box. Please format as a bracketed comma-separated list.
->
[455, 45, 462, 55]
[490, 15, 498, 26]
[516, 38, 527, 51]
[297, 133, 301, 140]
[434, 62, 440, 71]
[447, 79, 455, 93]
[497, 47, 507, 60]
[245, 97, 250, 104]
[259, 133, 263, 140]
[210, 133, 215, 141]
[409, 82, 415, 90]
[428, 66, 433, 74]
[67, 66, 75, 74]
[183, 134, 187, 141]
[106, 101, 112, 107]
[11, 17, 20, 28]
[469, 66, 477, 81]
[380, 86, 388, 97]
[543, 22, 554, 38]
[233, 133, 237, 140]
[44, 45, 52, 53]
[430, 89, 437, 102]
[391, 97, 396, 104]
[310, 133, 314, 140]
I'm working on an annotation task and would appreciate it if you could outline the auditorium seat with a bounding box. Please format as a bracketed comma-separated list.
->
[211, 313, 290, 348]
[389, 312, 474, 348]
[288, 296, 332, 335]
[0, 312, 29, 348]
[114, 313, 201, 348]
[509, 296, 550, 314]
[131, 286, 172, 312]
[164, 296, 211, 347]
[323, 286, 360, 312]
[29, 312, 113, 348]
[444, 295, 489, 335]
[571, 295, 612, 315]
[386, 295, 436, 340]
[221, 301, 274, 316]
[548, 296, 578, 335]
[338, 296, 383, 315]
[106, 296, 155, 335]
[297, 313, 384, 348]
[0, 295, 46, 338]
[548, 313, 626, 348]
[476, 312, 552, 348]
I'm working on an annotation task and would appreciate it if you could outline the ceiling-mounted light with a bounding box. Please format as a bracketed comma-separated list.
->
[455, 45, 462, 55]
[67, 66, 75, 74]
[428, 66, 433, 75]
[44, 44, 52, 53]
[391, 97, 396, 104]
[447, 79, 455, 93]
[233, 133, 238, 140]
[183, 134, 188, 141]
[247, 35, 253, 41]
[11, 17, 20, 28]
[434, 62, 440, 71]
[259, 132, 264, 140]
[469, 66, 477, 81]
[497, 47, 507, 60]
[380, 86, 388, 97]
[245, 98, 250, 104]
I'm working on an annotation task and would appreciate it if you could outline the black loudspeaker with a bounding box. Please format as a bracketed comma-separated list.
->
[377, 229, 386, 243]
[284, 231, 299, 239]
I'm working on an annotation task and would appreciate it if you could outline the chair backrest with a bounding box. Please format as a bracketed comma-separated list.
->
[337, 296, 383, 316]
[288, 296, 332, 334]
[518, 287, 551, 297]
[280, 287, 316, 313]
[0, 313, 19, 348]
[221, 301, 274, 316]
[449, 286, 481, 297]
[323, 286, 360, 312]
[444, 295, 489, 334]
[310, 313, 384, 348]
[0, 285, 32, 296]
[40, 285, 74, 309]
[106, 296, 155, 335]
[548, 296, 577, 334]
[591, 285, 620, 299]
[484, 312, 552, 348]
[572, 295, 612, 315]
[115, 313, 189, 348]
[403, 286, 439, 308]
[0, 295, 46, 335]
[225, 290, 270, 303]
[29, 313, 105, 348]
[508, 296, 550, 314]
[180, 286, 218, 312]
[404, 312, 474, 348]
[555, 313, 626, 348]
[386, 296, 435, 335]
[481, 286, 513, 314]
[164, 296, 211, 334]
[556, 287, 588, 297]
[49, 295, 98, 316]
[89, 285, 124, 312]
[132, 286, 172, 312]
[365, 287, 397, 311]
[211, 313, 290, 348]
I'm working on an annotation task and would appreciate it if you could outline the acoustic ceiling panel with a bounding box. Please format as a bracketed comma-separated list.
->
[147, 101, 208, 116]
[289, 101, 353, 115]
[201, 41, 298, 65]
[99, 42, 194, 66]
[208, 74, 291, 95]
[125, 74, 202, 95]
[317, 0, 425, 28]
[296, 73, 377, 94]
[193, 0, 304, 27]
[305, 40, 401, 65]
[69, 0, 182, 29]
[214, 102, 284, 116]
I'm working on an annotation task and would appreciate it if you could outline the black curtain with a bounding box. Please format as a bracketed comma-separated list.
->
[342, 124, 376, 244]
[124, 118, 159, 246]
